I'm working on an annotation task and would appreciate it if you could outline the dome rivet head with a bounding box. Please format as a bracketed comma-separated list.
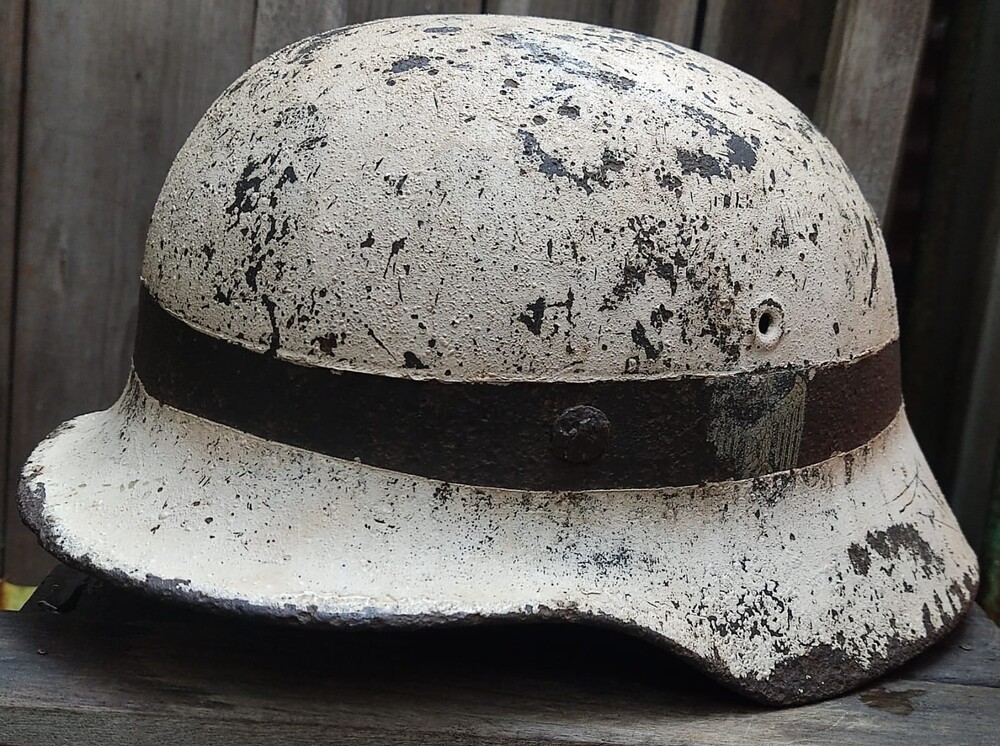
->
[551, 405, 611, 464]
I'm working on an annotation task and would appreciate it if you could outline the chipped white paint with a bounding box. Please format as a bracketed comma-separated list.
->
[18, 15, 977, 704]
[144, 15, 897, 382]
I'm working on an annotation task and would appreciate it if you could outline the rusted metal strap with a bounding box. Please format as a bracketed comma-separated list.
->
[133, 286, 901, 490]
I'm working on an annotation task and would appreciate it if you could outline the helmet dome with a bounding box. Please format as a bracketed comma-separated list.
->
[145, 15, 895, 381]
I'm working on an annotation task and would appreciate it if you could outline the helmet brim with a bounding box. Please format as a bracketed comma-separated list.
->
[19, 372, 978, 705]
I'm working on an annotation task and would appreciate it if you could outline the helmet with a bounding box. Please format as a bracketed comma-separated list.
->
[19, 14, 977, 704]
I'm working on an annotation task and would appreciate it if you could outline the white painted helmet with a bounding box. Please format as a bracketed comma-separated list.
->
[19, 15, 977, 704]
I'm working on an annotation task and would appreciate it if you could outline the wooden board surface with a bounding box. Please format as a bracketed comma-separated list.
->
[485, 0, 698, 44]
[253, 0, 483, 63]
[0, 0, 26, 579]
[252, 0, 349, 63]
[346, 0, 481, 24]
[901, 0, 1000, 559]
[700, 0, 836, 117]
[0, 567, 998, 745]
[3, 0, 256, 584]
[814, 0, 931, 221]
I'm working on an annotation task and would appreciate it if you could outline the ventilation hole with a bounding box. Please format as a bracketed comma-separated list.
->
[753, 299, 784, 348]
[758, 312, 772, 335]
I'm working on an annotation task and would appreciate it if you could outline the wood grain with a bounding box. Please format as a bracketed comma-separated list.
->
[3, 0, 255, 584]
[487, 0, 613, 25]
[345, 0, 481, 25]
[700, 0, 836, 117]
[0, 0, 26, 579]
[486, 0, 697, 43]
[649, 0, 699, 45]
[949, 161, 1000, 548]
[252, 0, 349, 63]
[901, 0, 1000, 557]
[613, 0, 698, 42]
[0, 567, 998, 745]
[253, 0, 483, 63]
[813, 0, 931, 221]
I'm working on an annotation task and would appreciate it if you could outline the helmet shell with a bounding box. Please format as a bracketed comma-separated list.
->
[145, 16, 896, 381]
[19, 15, 975, 707]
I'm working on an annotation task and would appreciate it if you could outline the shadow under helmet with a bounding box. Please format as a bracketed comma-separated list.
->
[19, 14, 978, 705]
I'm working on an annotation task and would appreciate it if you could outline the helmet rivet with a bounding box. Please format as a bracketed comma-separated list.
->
[552, 405, 611, 464]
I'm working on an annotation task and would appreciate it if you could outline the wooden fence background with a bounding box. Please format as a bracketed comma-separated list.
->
[1, 0, 998, 607]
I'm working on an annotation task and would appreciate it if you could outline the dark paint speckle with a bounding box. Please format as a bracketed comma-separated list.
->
[390, 55, 431, 74]
[403, 351, 428, 369]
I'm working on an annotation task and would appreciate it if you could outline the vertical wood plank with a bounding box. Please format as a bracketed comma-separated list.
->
[950, 177, 1000, 551]
[0, 0, 26, 578]
[612, 0, 698, 42]
[345, 0, 482, 25]
[700, 0, 836, 117]
[254, 0, 484, 62]
[5, 0, 255, 584]
[649, 0, 699, 45]
[485, 0, 614, 26]
[253, 1, 349, 63]
[902, 0, 1000, 530]
[485, 0, 696, 44]
[814, 0, 931, 221]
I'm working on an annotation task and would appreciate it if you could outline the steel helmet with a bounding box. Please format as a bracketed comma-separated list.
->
[19, 14, 977, 704]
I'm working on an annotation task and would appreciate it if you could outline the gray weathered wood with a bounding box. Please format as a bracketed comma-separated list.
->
[612, 0, 698, 42]
[896, 605, 1000, 689]
[0, 0, 26, 579]
[487, 0, 615, 25]
[3, 0, 256, 585]
[345, 0, 481, 25]
[901, 0, 1000, 549]
[700, 0, 836, 117]
[649, 0, 699, 45]
[949, 161, 1000, 549]
[0, 567, 998, 745]
[814, 0, 931, 221]
[253, 0, 483, 63]
[253, 0, 349, 63]
[486, 0, 697, 44]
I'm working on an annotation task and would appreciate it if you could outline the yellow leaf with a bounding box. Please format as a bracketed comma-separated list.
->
[0, 579, 37, 611]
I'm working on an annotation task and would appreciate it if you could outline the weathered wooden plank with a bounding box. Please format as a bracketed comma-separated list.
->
[813, 0, 931, 221]
[486, 0, 696, 44]
[901, 0, 1000, 545]
[2, 682, 997, 746]
[610, 0, 698, 42]
[345, 0, 481, 25]
[487, 0, 613, 26]
[3, 0, 255, 585]
[700, 0, 836, 117]
[896, 606, 1000, 689]
[648, 0, 699, 45]
[252, 0, 349, 63]
[0, 0, 26, 579]
[1, 573, 999, 744]
[253, 0, 483, 64]
[949, 168, 1000, 550]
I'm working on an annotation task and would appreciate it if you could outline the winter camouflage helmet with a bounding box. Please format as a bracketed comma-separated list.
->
[20, 14, 977, 704]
